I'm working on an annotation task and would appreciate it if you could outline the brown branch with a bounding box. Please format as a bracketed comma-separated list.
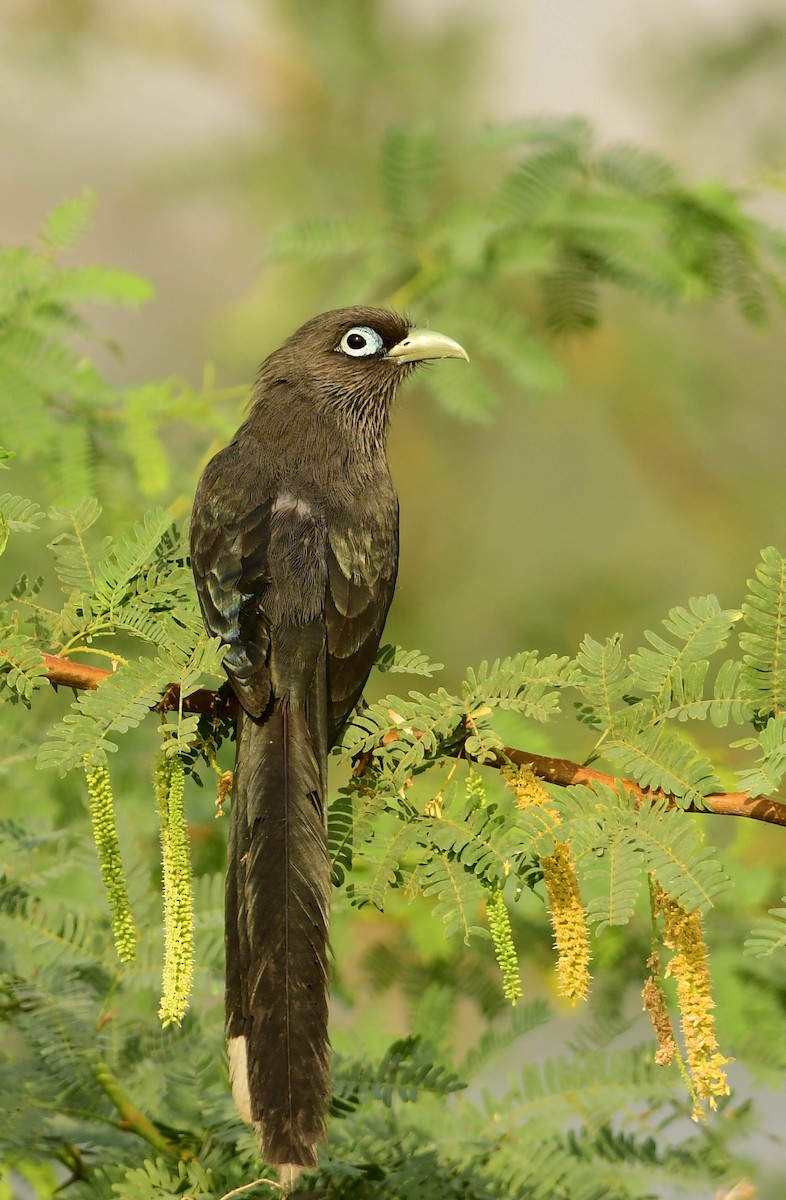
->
[41, 653, 235, 716]
[484, 746, 786, 829]
[39, 652, 786, 828]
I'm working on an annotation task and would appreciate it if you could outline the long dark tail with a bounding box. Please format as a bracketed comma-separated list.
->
[226, 702, 331, 1173]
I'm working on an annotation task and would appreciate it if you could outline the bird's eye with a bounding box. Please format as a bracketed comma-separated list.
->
[338, 326, 384, 358]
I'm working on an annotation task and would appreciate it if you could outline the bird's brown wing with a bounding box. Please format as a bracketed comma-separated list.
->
[190, 491, 274, 718]
[324, 519, 398, 745]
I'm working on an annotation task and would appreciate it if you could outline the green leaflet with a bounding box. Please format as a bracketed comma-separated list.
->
[38, 657, 170, 775]
[629, 595, 739, 701]
[332, 1033, 465, 1116]
[375, 643, 445, 677]
[0, 629, 47, 704]
[740, 546, 786, 718]
[745, 898, 786, 957]
[604, 725, 720, 808]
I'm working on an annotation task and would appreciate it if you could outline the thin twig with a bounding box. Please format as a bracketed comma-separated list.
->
[93, 1060, 191, 1159]
[215, 1177, 286, 1200]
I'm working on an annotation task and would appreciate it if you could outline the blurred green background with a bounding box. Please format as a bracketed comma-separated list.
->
[3, 2, 786, 1196]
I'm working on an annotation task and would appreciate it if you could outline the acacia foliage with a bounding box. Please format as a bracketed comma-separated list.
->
[0, 173, 785, 1199]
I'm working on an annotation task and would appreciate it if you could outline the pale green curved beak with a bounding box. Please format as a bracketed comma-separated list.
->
[386, 328, 469, 364]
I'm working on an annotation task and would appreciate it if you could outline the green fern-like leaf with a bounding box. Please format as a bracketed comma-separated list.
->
[604, 723, 720, 808]
[630, 595, 738, 701]
[0, 493, 46, 554]
[496, 140, 585, 222]
[462, 651, 579, 721]
[380, 125, 441, 240]
[740, 546, 786, 718]
[48, 498, 105, 592]
[37, 656, 169, 774]
[584, 830, 642, 932]
[498, 1042, 676, 1130]
[39, 192, 95, 252]
[0, 628, 47, 703]
[563, 783, 728, 915]
[634, 801, 729, 912]
[92, 509, 174, 613]
[659, 658, 752, 727]
[745, 898, 786, 957]
[575, 634, 628, 731]
[268, 215, 382, 262]
[375, 644, 444, 676]
[596, 143, 677, 196]
[47, 264, 153, 309]
[735, 714, 786, 795]
[333, 1034, 465, 1117]
[413, 853, 489, 943]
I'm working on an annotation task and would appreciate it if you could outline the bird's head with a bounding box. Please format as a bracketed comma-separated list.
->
[258, 306, 468, 425]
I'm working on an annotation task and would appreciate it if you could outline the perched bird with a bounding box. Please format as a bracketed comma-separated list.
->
[190, 306, 468, 1183]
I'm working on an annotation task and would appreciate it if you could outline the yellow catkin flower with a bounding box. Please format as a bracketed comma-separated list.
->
[486, 887, 524, 1005]
[541, 842, 591, 1004]
[155, 753, 194, 1027]
[504, 765, 556, 815]
[503, 766, 591, 1004]
[642, 952, 677, 1066]
[84, 760, 136, 963]
[654, 885, 732, 1118]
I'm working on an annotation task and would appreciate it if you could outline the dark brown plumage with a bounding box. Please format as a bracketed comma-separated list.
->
[190, 306, 467, 1185]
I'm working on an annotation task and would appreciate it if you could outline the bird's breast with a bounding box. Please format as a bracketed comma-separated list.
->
[325, 482, 398, 590]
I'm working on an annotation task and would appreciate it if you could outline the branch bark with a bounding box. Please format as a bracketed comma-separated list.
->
[39, 652, 786, 829]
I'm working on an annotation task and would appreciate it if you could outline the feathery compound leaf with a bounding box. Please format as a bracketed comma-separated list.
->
[499, 1042, 671, 1129]
[427, 797, 529, 887]
[575, 634, 628, 731]
[0, 629, 47, 703]
[37, 656, 169, 774]
[117, 385, 173, 497]
[0, 493, 46, 553]
[446, 293, 563, 393]
[740, 546, 786, 718]
[605, 725, 720, 808]
[462, 651, 579, 720]
[636, 802, 729, 912]
[375, 644, 444, 676]
[630, 595, 738, 700]
[414, 852, 489, 943]
[596, 142, 677, 196]
[461, 999, 552, 1077]
[745, 899, 786, 957]
[735, 714, 786, 796]
[333, 1035, 465, 1116]
[496, 141, 584, 221]
[269, 216, 382, 262]
[47, 264, 153, 308]
[660, 658, 752, 727]
[39, 191, 95, 251]
[48, 497, 104, 592]
[92, 508, 174, 612]
[380, 125, 441, 239]
[584, 830, 643, 932]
